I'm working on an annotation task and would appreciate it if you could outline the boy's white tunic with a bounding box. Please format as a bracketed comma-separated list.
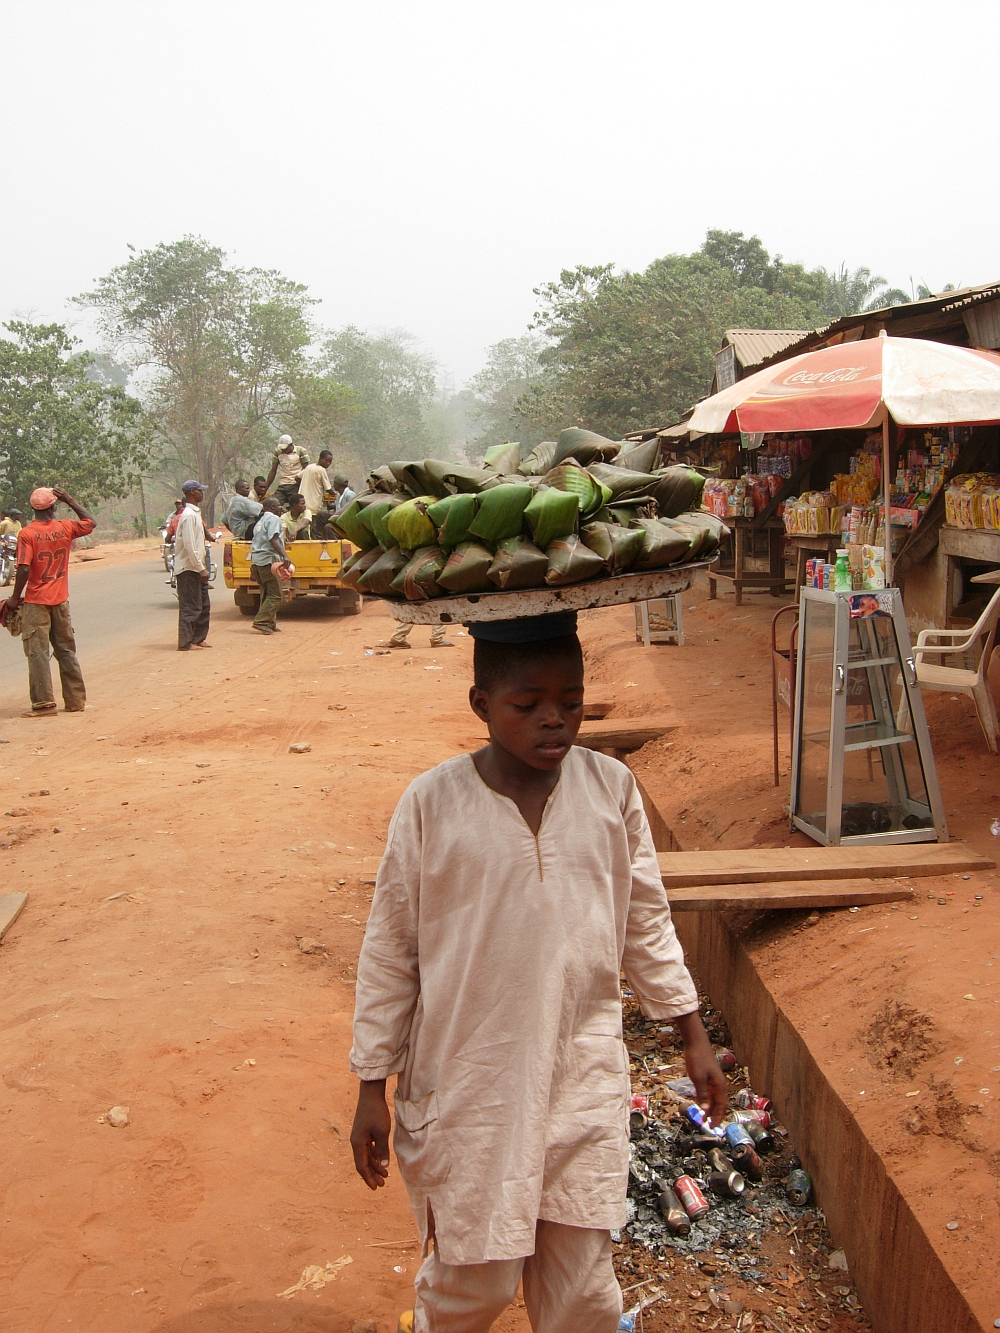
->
[350, 748, 698, 1267]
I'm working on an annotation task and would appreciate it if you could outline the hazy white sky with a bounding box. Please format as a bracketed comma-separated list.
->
[2, 1, 998, 386]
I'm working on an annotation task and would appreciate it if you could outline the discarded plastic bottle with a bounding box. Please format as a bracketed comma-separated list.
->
[673, 1174, 710, 1220]
[684, 1104, 723, 1136]
[708, 1169, 746, 1198]
[786, 1168, 812, 1206]
[657, 1182, 691, 1236]
[745, 1120, 775, 1155]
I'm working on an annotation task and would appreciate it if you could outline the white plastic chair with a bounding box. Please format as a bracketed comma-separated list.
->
[911, 584, 1000, 754]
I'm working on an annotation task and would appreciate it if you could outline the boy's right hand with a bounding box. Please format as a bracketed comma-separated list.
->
[351, 1079, 391, 1190]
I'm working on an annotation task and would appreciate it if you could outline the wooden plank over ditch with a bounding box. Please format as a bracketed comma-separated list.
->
[0, 892, 28, 941]
[667, 878, 914, 912]
[657, 843, 994, 887]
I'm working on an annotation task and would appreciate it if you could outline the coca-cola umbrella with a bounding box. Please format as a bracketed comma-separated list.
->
[688, 332, 1000, 582]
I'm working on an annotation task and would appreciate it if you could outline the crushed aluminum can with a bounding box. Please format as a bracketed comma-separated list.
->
[657, 1181, 691, 1236]
[732, 1107, 772, 1129]
[708, 1168, 746, 1198]
[734, 1089, 773, 1113]
[673, 1173, 710, 1220]
[786, 1168, 812, 1206]
[746, 1120, 775, 1155]
[723, 1122, 754, 1151]
[729, 1142, 764, 1182]
[707, 1146, 736, 1175]
[716, 1047, 737, 1073]
[630, 1093, 649, 1115]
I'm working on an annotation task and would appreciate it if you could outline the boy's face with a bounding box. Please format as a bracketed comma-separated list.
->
[470, 652, 584, 771]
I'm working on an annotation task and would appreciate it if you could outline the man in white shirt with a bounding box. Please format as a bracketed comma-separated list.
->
[174, 480, 211, 651]
[298, 450, 333, 517]
[265, 435, 310, 508]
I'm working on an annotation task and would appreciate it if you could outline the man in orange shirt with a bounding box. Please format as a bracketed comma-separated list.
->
[6, 485, 96, 717]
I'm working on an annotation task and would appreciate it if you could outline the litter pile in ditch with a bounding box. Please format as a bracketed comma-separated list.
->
[612, 987, 871, 1332]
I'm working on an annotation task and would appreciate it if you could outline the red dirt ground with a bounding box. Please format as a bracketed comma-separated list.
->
[1, 567, 997, 1331]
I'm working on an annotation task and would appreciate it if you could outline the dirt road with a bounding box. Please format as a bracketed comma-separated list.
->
[1, 557, 997, 1331]
[0, 562, 496, 1333]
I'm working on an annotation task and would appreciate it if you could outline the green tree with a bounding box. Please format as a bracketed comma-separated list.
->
[464, 334, 549, 459]
[318, 327, 439, 474]
[522, 250, 824, 438]
[75, 236, 356, 518]
[0, 321, 152, 513]
[820, 264, 910, 319]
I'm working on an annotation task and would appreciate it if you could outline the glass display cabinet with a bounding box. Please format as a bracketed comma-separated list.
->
[789, 587, 947, 846]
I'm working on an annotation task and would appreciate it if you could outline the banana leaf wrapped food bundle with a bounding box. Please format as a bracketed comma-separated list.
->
[329, 443, 727, 600]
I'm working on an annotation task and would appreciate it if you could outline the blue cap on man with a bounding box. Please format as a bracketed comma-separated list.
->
[181, 480, 206, 494]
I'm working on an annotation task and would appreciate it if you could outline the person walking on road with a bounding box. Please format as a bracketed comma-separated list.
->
[6, 485, 95, 717]
[174, 481, 212, 651]
[249, 498, 292, 635]
[385, 620, 452, 649]
[265, 435, 310, 508]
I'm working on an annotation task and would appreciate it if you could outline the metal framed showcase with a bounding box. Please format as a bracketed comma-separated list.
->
[789, 587, 948, 846]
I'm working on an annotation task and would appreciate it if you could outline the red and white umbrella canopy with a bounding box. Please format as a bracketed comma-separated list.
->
[688, 336, 1000, 435]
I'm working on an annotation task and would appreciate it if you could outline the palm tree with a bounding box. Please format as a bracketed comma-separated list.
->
[821, 265, 910, 320]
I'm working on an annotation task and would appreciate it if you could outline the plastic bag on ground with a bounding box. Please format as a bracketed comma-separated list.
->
[487, 536, 549, 590]
[544, 534, 606, 586]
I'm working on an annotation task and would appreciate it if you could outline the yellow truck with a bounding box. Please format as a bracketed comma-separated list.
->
[222, 538, 361, 616]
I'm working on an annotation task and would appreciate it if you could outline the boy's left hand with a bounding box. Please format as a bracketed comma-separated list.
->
[675, 1011, 728, 1126]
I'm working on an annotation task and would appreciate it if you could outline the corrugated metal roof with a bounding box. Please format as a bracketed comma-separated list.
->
[722, 329, 812, 369]
[757, 281, 1000, 369]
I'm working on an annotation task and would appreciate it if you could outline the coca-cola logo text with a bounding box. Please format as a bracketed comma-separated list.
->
[783, 367, 868, 385]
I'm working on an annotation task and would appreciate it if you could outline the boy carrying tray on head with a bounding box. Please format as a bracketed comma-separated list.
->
[350, 611, 726, 1333]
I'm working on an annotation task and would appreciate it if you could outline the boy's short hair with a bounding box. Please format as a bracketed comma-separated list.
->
[473, 633, 583, 693]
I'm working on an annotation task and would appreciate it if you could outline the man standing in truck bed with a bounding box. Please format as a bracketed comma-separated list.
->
[5, 485, 95, 717]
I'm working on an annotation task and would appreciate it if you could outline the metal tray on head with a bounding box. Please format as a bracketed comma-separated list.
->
[375, 560, 711, 624]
